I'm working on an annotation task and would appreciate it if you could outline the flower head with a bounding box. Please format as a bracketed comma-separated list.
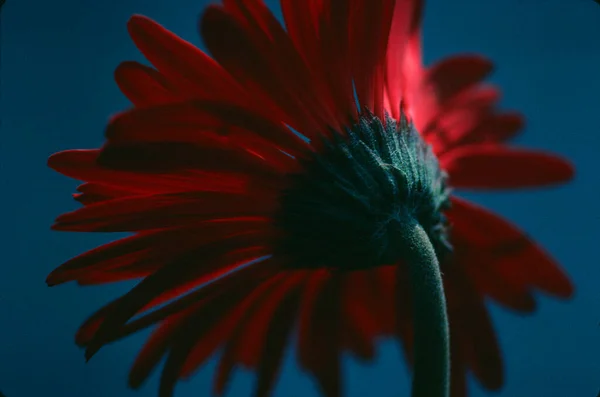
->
[48, 0, 574, 396]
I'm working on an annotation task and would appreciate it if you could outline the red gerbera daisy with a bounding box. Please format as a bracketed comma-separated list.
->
[47, 0, 574, 396]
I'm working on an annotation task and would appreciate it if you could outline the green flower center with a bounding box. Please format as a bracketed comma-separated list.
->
[274, 112, 452, 271]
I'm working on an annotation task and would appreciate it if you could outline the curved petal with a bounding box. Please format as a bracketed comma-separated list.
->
[72, 176, 246, 206]
[426, 102, 496, 152]
[48, 149, 246, 194]
[212, 273, 294, 395]
[423, 86, 514, 153]
[297, 271, 343, 397]
[451, 236, 537, 312]
[447, 196, 574, 298]
[200, 4, 338, 136]
[52, 191, 277, 232]
[442, 144, 574, 189]
[340, 270, 382, 359]
[280, 0, 344, 128]
[47, 218, 267, 285]
[411, 55, 494, 132]
[425, 56, 494, 103]
[252, 280, 303, 397]
[155, 287, 255, 397]
[127, 299, 202, 389]
[77, 254, 281, 360]
[73, 183, 133, 205]
[231, 0, 351, 132]
[385, 0, 424, 119]
[114, 61, 179, 107]
[424, 85, 499, 138]
[126, 15, 245, 104]
[443, 261, 503, 390]
[105, 100, 309, 159]
[457, 112, 524, 145]
[349, 0, 395, 118]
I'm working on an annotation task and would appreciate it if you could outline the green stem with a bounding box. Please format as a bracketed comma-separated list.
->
[399, 218, 450, 397]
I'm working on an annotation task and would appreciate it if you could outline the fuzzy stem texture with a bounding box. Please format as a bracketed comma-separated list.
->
[399, 217, 450, 397]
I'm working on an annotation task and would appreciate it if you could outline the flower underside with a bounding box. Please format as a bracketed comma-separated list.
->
[275, 111, 453, 271]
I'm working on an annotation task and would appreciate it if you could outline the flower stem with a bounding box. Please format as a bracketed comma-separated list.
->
[399, 217, 450, 397]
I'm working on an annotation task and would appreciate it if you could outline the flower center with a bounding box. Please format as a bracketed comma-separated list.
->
[274, 112, 452, 271]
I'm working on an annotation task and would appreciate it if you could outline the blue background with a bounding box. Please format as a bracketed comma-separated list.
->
[0, 0, 599, 396]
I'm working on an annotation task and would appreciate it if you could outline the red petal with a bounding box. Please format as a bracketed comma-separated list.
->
[444, 262, 503, 389]
[213, 274, 287, 395]
[228, 0, 344, 132]
[96, 143, 284, 181]
[78, 257, 282, 363]
[280, 0, 339, 125]
[234, 272, 306, 368]
[253, 279, 303, 397]
[52, 191, 277, 232]
[313, 0, 356, 123]
[78, 253, 279, 360]
[128, 303, 198, 389]
[459, 112, 524, 145]
[129, 263, 286, 394]
[423, 85, 499, 147]
[178, 295, 254, 380]
[114, 61, 179, 107]
[48, 149, 247, 194]
[200, 5, 331, 137]
[279, 0, 321, 67]
[451, 238, 536, 312]
[106, 100, 309, 158]
[281, 0, 377, 134]
[155, 287, 254, 397]
[127, 15, 244, 104]
[297, 270, 329, 369]
[298, 272, 343, 397]
[72, 177, 246, 206]
[433, 111, 525, 156]
[371, 265, 397, 336]
[118, 245, 272, 319]
[385, 0, 424, 119]
[442, 144, 574, 189]
[71, 251, 158, 286]
[425, 56, 494, 103]
[350, 0, 395, 118]
[341, 319, 375, 362]
[47, 218, 267, 285]
[340, 270, 381, 359]
[73, 183, 132, 205]
[447, 197, 574, 298]
[412, 56, 493, 132]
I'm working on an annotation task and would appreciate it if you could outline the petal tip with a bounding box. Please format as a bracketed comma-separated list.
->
[45, 274, 60, 287]
[84, 344, 101, 362]
[128, 373, 145, 390]
[553, 277, 575, 299]
[560, 159, 576, 181]
[114, 60, 138, 77]
[128, 14, 152, 28]
[127, 14, 159, 39]
[47, 151, 65, 170]
[50, 221, 66, 231]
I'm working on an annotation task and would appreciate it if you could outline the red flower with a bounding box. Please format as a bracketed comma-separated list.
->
[48, 1, 574, 396]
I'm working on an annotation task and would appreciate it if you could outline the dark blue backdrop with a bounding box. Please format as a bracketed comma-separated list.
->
[1, 0, 599, 396]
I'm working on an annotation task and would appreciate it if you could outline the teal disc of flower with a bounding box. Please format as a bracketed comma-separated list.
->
[275, 112, 452, 271]
[47, 0, 574, 396]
